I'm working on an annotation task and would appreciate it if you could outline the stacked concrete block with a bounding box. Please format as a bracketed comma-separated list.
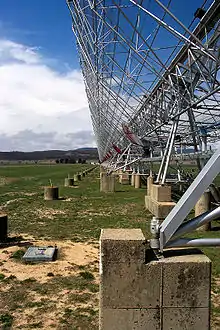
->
[151, 185, 171, 202]
[119, 173, 130, 185]
[147, 176, 154, 196]
[145, 183, 176, 219]
[161, 250, 211, 330]
[99, 229, 211, 330]
[100, 229, 161, 330]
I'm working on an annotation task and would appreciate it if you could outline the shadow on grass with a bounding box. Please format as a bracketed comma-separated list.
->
[211, 226, 220, 232]
[0, 235, 33, 248]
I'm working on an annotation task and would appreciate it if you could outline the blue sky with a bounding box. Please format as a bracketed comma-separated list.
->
[0, 0, 212, 151]
[0, 0, 79, 72]
[0, 0, 94, 151]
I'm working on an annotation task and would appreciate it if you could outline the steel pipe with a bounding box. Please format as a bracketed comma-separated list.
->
[165, 237, 220, 248]
[172, 206, 220, 240]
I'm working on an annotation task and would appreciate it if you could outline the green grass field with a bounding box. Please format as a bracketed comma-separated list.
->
[0, 164, 219, 329]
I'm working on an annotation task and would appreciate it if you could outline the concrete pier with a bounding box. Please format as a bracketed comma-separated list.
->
[119, 173, 130, 185]
[100, 229, 211, 330]
[73, 174, 78, 182]
[131, 173, 135, 186]
[134, 174, 141, 189]
[64, 178, 74, 187]
[0, 213, 7, 241]
[100, 173, 115, 193]
[145, 184, 176, 218]
[195, 191, 211, 231]
[147, 176, 154, 195]
[44, 186, 59, 200]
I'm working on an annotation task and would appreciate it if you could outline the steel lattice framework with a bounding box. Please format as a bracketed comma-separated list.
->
[67, 0, 220, 174]
[67, 0, 220, 251]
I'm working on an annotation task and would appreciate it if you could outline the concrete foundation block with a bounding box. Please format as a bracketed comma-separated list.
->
[100, 166, 105, 174]
[162, 307, 209, 330]
[151, 184, 172, 202]
[77, 174, 82, 181]
[100, 229, 146, 263]
[162, 251, 211, 308]
[0, 213, 8, 241]
[134, 174, 141, 189]
[131, 173, 135, 186]
[64, 178, 74, 187]
[101, 262, 161, 308]
[145, 196, 176, 218]
[120, 173, 130, 185]
[147, 176, 154, 196]
[195, 191, 211, 231]
[100, 173, 115, 193]
[100, 308, 160, 330]
[44, 186, 59, 200]
[118, 171, 122, 183]
[73, 174, 78, 182]
[99, 230, 211, 330]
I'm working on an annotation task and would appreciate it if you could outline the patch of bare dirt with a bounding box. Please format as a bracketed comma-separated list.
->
[1, 192, 37, 197]
[115, 203, 137, 215]
[34, 208, 66, 220]
[22, 176, 36, 181]
[0, 198, 25, 210]
[63, 197, 78, 202]
[0, 237, 99, 329]
[0, 239, 98, 283]
[80, 209, 111, 217]
[0, 177, 18, 186]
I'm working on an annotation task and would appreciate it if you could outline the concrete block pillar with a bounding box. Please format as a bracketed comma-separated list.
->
[120, 173, 130, 185]
[147, 176, 154, 196]
[100, 166, 105, 174]
[151, 184, 171, 202]
[73, 174, 78, 183]
[100, 173, 115, 193]
[131, 173, 135, 186]
[100, 229, 161, 329]
[99, 229, 211, 330]
[145, 184, 176, 219]
[118, 170, 122, 184]
[195, 191, 211, 231]
[161, 249, 211, 330]
[0, 213, 8, 241]
[134, 174, 141, 189]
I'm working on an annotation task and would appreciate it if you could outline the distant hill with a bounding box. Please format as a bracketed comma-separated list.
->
[0, 148, 99, 161]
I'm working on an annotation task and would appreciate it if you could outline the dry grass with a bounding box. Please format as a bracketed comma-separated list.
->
[0, 164, 219, 329]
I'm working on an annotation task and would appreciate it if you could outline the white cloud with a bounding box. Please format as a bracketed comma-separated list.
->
[0, 130, 96, 151]
[0, 38, 94, 151]
[0, 39, 41, 64]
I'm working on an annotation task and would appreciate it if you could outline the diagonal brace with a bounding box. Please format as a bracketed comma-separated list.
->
[159, 145, 220, 251]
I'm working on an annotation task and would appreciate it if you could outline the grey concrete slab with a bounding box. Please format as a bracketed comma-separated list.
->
[99, 230, 211, 330]
[100, 229, 146, 263]
[162, 250, 211, 308]
[162, 307, 209, 330]
[100, 308, 161, 330]
[145, 195, 176, 218]
[100, 261, 161, 308]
